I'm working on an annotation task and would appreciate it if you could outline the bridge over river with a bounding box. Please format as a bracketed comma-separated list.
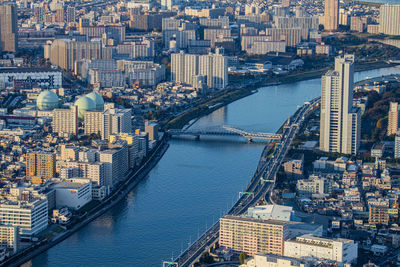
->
[167, 125, 282, 142]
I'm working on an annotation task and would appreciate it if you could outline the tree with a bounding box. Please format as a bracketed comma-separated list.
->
[239, 252, 247, 264]
[199, 252, 214, 264]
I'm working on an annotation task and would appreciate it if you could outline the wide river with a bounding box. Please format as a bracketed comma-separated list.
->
[31, 67, 400, 267]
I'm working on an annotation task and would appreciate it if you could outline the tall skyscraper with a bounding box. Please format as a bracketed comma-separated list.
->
[0, 3, 18, 52]
[324, 0, 339, 31]
[379, 4, 400, 36]
[320, 55, 360, 155]
[388, 102, 399, 136]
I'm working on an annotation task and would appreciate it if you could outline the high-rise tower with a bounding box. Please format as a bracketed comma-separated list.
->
[320, 55, 360, 155]
[324, 0, 339, 31]
[0, 3, 18, 52]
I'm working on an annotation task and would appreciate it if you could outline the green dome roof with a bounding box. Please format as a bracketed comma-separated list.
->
[86, 92, 104, 111]
[36, 90, 59, 111]
[74, 96, 96, 119]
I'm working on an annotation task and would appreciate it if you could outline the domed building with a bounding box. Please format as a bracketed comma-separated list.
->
[74, 96, 96, 119]
[36, 90, 59, 111]
[86, 92, 104, 111]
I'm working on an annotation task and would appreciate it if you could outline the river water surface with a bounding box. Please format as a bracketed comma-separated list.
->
[31, 67, 400, 267]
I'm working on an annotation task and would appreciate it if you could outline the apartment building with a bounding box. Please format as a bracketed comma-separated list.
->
[220, 215, 288, 256]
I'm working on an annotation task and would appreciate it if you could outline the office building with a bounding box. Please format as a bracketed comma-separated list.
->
[379, 4, 400, 36]
[388, 102, 399, 136]
[171, 50, 228, 89]
[52, 178, 92, 210]
[284, 234, 358, 265]
[26, 152, 56, 180]
[369, 204, 389, 225]
[320, 55, 361, 155]
[0, 198, 48, 237]
[52, 106, 79, 137]
[296, 175, 331, 197]
[0, 3, 18, 52]
[0, 225, 18, 252]
[219, 215, 288, 256]
[324, 0, 339, 31]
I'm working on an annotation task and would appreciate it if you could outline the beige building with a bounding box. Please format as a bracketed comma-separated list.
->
[52, 106, 78, 136]
[324, 0, 339, 31]
[320, 55, 360, 155]
[85, 108, 131, 140]
[284, 234, 358, 265]
[369, 204, 389, 225]
[26, 152, 56, 180]
[49, 39, 112, 71]
[220, 215, 288, 256]
[388, 102, 399, 136]
[0, 225, 18, 252]
[60, 145, 79, 161]
[0, 3, 18, 52]
[379, 4, 400, 36]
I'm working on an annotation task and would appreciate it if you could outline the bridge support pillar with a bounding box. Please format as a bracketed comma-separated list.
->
[247, 138, 253, 143]
[195, 135, 200, 140]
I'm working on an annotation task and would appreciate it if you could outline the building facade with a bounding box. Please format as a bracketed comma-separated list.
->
[52, 106, 79, 136]
[379, 4, 400, 36]
[26, 152, 56, 179]
[320, 55, 360, 155]
[220, 215, 288, 256]
[388, 102, 399, 136]
[0, 3, 18, 52]
[324, 0, 339, 31]
[284, 234, 358, 265]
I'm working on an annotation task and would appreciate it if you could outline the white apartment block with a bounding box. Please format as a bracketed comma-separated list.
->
[117, 60, 165, 86]
[264, 28, 308, 47]
[171, 51, 228, 89]
[320, 55, 360, 155]
[65, 161, 106, 186]
[88, 69, 125, 88]
[52, 106, 78, 136]
[99, 145, 129, 186]
[0, 198, 48, 237]
[379, 4, 400, 36]
[284, 234, 358, 266]
[85, 108, 131, 140]
[274, 16, 319, 30]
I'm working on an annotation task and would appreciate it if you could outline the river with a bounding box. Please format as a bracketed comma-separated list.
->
[30, 67, 400, 267]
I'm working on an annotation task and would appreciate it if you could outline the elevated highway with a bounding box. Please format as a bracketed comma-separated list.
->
[170, 97, 321, 267]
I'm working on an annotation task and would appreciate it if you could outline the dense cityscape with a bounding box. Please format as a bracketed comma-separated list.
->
[0, 0, 399, 266]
